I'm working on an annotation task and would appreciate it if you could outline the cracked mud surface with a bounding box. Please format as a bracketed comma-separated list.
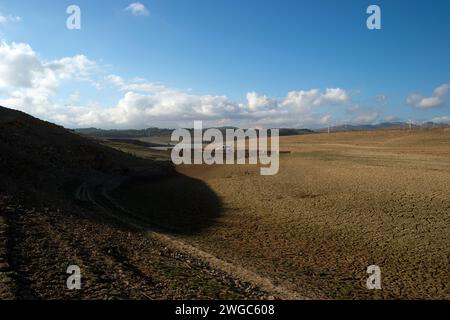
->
[116, 128, 450, 299]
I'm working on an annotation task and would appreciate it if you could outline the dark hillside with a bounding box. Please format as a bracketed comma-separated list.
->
[0, 107, 250, 300]
[0, 106, 171, 201]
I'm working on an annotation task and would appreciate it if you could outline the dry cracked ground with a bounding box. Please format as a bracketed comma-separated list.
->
[114, 128, 450, 300]
[1, 106, 449, 300]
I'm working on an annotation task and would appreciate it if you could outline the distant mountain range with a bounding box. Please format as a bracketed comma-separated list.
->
[74, 121, 450, 139]
[317, 121, 449, 133]
[74, 127, 175, 138]
[74, 127, 315, 138]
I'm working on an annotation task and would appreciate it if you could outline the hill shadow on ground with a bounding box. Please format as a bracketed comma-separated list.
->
[110, 172, 223, 236]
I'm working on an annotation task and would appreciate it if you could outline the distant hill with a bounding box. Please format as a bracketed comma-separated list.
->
[278, 128, 315, 136]
[75, 127, 315, 138]
[317, 121, 449, 133]
[75, 127, 175, 138]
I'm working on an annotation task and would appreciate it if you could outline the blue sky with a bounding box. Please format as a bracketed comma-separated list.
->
[0, 0, 449, 129]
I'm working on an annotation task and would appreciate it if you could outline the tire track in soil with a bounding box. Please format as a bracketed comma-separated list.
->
[75, 183, 310, 300]
[6, 198, 269, 300]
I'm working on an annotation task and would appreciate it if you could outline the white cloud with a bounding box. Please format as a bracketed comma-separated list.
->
[125, 2, 150, 16]
[0, 42, 40, 88]
[103, 75, 350, 128]
[0, 41, 354, 129]
[407, 84, 450, 109]
[281, 88, 348, 111]
[0, 14, 21, 24]
[243, 88, 348, 115]
[246, 92, 277, 111]
[0, 42, 95, 118]
[0, 42, 95, 90]
[106, 75, 166, 93]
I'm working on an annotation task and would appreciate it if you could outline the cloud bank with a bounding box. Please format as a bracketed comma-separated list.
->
[0, 42, 359, 129]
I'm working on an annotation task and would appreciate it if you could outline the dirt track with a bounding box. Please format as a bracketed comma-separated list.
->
[74, 180, 307, 300]
[1, 191, 272, 300]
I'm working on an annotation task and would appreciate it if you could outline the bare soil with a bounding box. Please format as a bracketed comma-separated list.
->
[116, 127, 450, 299]
[1, 106, 448, 300]
[0, 194, 270, 300]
